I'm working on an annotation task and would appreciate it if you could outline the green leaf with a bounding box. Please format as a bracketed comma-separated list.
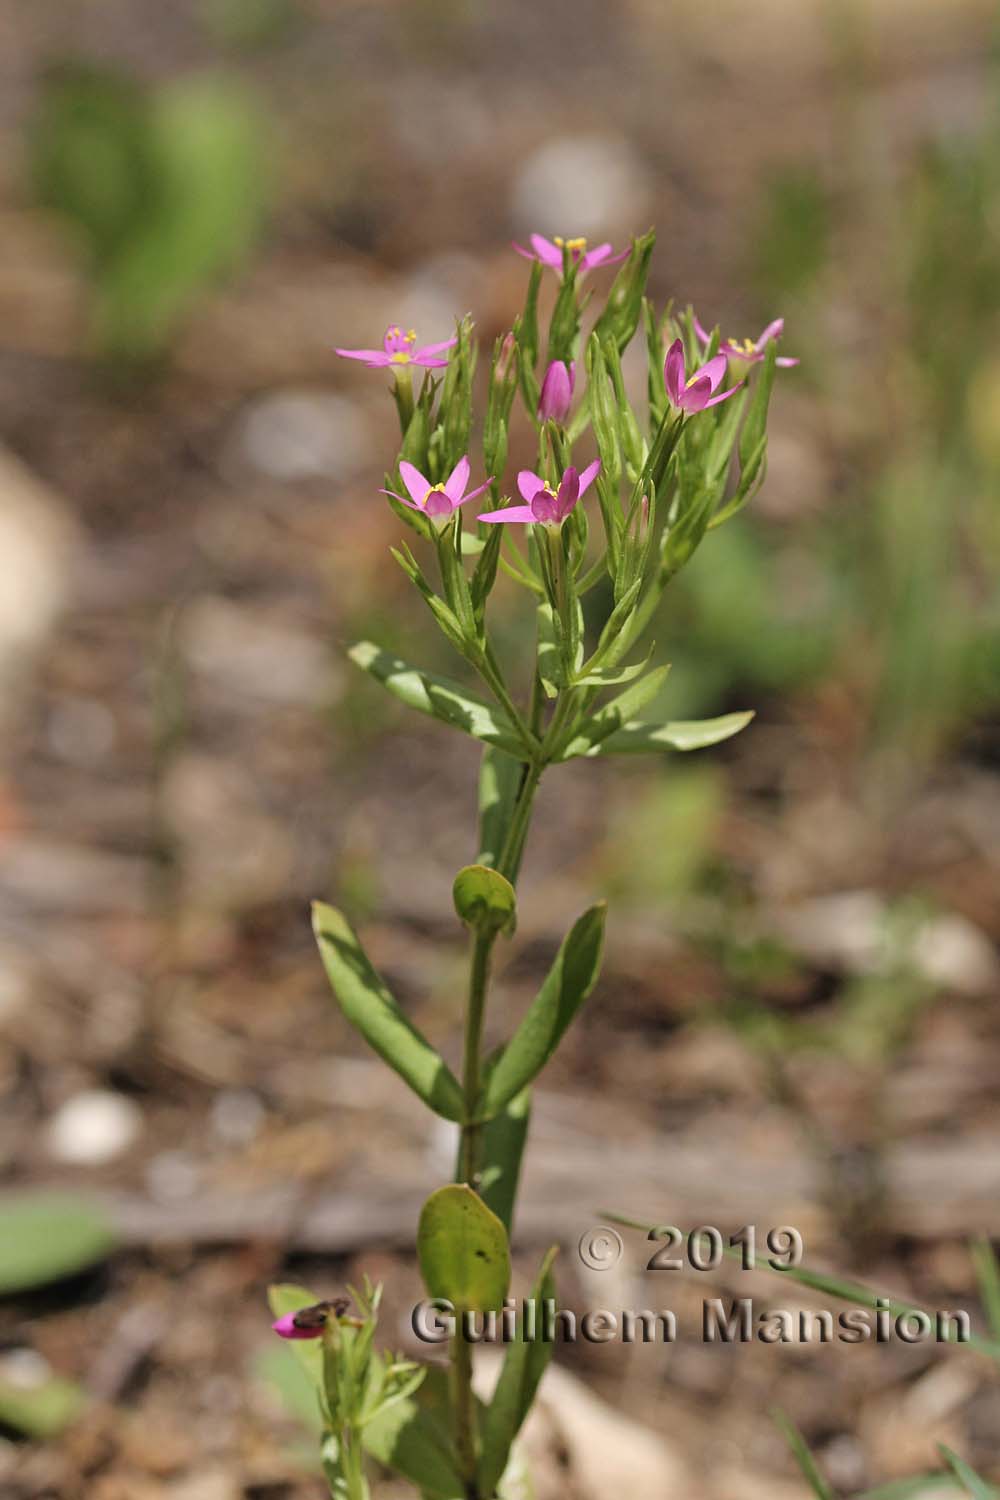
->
[364, 1367, 466, 1499]
[479, 1086, 531, 1235]
[0, 1192, 117, 1293]
[939, 1449, 995, 1500]
[481, 904, 606, 1116]
[267, 1282, 325, 1393]
[856, 1476, 965, 1500]
[572, 646, 654, 687]
[0, 1373, 87, 1439]
[585, 710, 755, 757]
[348, 642, 528, 759]
[772, 1408, 835, 1500]
[255, 1345, 325, 1436]
[477, 745, 523, 868]
[417, 1184, 510, 1313]
[556, 666, 671, 759]
[453, 864, 517, 938]
[477, 1245, 559, 1497]
[971, 1236, 1000, 1344]
[312, 903, 465, 1121]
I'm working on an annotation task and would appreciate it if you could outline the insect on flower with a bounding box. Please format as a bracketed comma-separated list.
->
[334, 325, 457, 370]
[513, 234, 628, 276]
[382, 456, 492, 528]
[272, 1297, 351, 1340]
[663, 339, 745, 415]
[479, 461, 600, 527]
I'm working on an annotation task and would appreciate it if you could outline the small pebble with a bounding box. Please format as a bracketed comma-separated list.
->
[46, 1089, 142, 1166]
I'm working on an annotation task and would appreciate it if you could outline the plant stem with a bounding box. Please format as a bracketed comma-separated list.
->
[450, 755, 544, 1496]
[450, 1333, 479, 1497]
[459, 930, 493, 1186]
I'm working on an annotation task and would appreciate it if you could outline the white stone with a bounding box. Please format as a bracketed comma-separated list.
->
[46, 1089, 142, 1166]
[237, 389, 371, 482]
[512, 135, 651, 241]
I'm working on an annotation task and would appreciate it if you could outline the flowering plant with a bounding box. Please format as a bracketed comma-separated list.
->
[268, 228, 792, 1498]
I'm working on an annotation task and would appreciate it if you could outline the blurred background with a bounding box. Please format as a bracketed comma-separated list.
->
[2, 1, 1000, 1497]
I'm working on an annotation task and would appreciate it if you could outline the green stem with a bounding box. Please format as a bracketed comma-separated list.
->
[341, 1426, 369, 1500]
[450, 1333, 478, 1497]
[392, 368, 415, 434]
[459, 931, 493, 1186]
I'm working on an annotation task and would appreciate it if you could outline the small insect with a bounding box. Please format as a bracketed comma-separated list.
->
[291, 1297, 351, 1332]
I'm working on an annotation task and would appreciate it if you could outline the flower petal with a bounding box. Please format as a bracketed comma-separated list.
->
[756, 318, 785, 348]
[776, 355, 800, 367]
[517, 469, 546, 502]
[411, 355, 452, 368]
[696, 353, 728, 393]
[454, 478, 492, 508]
[379, 487, 422, 511]
[577, 459, 602, 497]
[704, 378, 746, 408]
[584, 244, 629, 269]
[692, 314, 712, 346]
[478, 505, 537, 524]
[444, 455, 470, 502]
[664, 340, 686, 406]
[680, 377, 712, 413]
[529, 233, 563, 268]
[334, 347, 391, 365]
[415, 338, 458, 358]
[398, 460, 431, 506]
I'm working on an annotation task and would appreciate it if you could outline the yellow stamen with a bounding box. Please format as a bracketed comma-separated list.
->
[420, 484, 447, 508]
[405, 329, 417, 344]
[553, 236, 588, 253]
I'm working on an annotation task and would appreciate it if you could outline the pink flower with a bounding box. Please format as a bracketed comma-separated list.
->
[513, 234, 628, 276]
[693, 315, 799, 369]
[272, 1299, 346, 1340]
[334, 325, 457, 370]
[382, 455, 492, 528]
[479, 461, 600, 527]
[663, 339, 744, 415]
[537, 360, 575, 424]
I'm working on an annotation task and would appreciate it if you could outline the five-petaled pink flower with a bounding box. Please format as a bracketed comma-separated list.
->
[479, 461, 601, 527]
[382, 455, 491, 528]
[513, 234, 628, 276]
[663, 339, 744, 415]
[537, 360, 575, 424]
[335, 325, 456, 370]
[693, 315, 799, 370]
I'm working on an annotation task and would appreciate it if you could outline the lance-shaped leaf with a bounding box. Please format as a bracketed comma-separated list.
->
[312, 902, 465, 1121]
[453, 864, 517, 938]
[348, 642, 529, 760]
[0, 1192, 117, 1293]
[481, 903, 606, 1117]
[939, 1447, 995, 1500]
[479, 1085, 531, 1235]
[556, 666, 670, 760]
[417, 1184, 510, 1313]
[477, 1245, 559, 1498]
[477, 744, 523, 868]
[571, 710, 755, 758]
[364, 1367, 467, 1500]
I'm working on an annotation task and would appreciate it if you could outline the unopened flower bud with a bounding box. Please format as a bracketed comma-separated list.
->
[537, 360, 575, 425]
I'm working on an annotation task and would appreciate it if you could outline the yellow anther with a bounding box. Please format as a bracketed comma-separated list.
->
[553, 235, 588, 253]
[405, 329, 417, 343]
[420, 484, 447, 507]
